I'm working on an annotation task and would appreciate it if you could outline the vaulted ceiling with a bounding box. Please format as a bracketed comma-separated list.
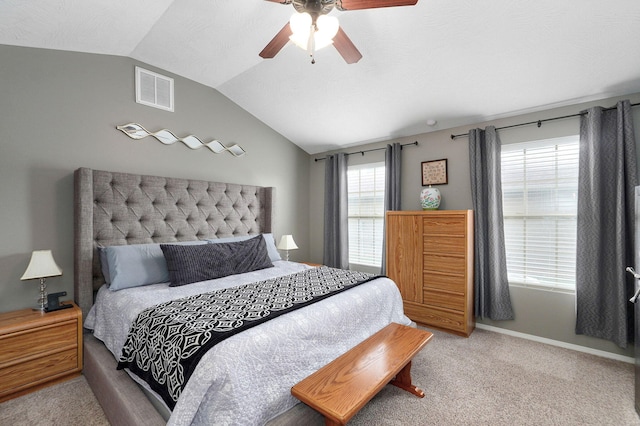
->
[1, 0, 639, 154]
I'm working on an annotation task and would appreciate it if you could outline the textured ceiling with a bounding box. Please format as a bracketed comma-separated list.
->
[1, 0, 640, 154]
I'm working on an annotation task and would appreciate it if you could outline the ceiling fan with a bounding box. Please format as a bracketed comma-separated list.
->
[259, 0, 419, 64]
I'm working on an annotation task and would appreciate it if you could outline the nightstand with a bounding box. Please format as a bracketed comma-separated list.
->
[302, 262, 323, 267]
[0, 301, 83, 402]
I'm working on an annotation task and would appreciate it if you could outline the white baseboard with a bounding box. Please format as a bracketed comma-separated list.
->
[475, 323, 635, 364]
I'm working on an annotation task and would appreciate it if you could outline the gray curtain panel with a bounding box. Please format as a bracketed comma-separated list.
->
[575, 100, 638, 348]
[323, 153, 349, 269]
[381, 143, 402, 274]
[469, 126, 514, 320]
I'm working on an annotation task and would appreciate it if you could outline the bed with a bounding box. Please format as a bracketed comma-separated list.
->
[73, 167, 411, 426]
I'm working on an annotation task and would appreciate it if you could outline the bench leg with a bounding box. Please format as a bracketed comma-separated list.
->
[389, 361, 425, 398]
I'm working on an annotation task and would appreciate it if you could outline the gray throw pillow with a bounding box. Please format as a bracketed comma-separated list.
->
[161, 235, 273, 287]
[206, 233, 282, 262]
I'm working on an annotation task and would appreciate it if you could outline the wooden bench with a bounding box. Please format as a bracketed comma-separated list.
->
[291, 323, 433, 426]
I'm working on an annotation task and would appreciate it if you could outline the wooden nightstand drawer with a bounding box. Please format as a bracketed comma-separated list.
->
[0, 348, 78, 398]
[0, 320, 77, 364]
[0, 302, 82, 402]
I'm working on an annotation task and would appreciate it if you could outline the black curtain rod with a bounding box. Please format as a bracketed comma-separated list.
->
[313, 141, 418, 162]
[450, 102, 640, 140]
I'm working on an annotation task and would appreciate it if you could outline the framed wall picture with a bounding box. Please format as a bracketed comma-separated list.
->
[421, 159, 448, 185]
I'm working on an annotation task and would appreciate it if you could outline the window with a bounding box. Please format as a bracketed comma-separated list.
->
[501, 136, 579, 291]
[347, 163, 385, 267]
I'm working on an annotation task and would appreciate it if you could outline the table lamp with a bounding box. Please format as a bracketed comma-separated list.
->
[20, 250, 63, 312]
[277, 235, 298, 261]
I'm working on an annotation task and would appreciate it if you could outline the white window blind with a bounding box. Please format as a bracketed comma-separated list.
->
[347, 163, 385, 267]
[501, 136, 579, 291]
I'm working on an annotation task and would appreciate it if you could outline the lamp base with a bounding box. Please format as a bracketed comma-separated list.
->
[34, 278, 47, 312]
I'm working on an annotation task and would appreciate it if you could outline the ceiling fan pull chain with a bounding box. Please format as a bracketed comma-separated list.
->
[307, 23, 316, 64]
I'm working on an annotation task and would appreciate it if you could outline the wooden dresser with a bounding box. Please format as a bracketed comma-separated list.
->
[386, 210, 474, 336]
[0, 302, 83, 402]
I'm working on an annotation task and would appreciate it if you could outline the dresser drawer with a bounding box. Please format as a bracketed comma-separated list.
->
[423, 235, 466, 254]
[0, 348, 78, 397]
[423, 288, 465, 311]
[423, 271, 466, 293]
[424, 253, 466, 275]
[404, 304, 467, 334]
[0, 320, 77, 364]
[423, 215, 466, 236]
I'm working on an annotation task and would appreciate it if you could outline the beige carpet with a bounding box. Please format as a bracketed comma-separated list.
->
[1, 328, 638, 425]
[0, 376, 108, 426]
[351, 328, 640, 425]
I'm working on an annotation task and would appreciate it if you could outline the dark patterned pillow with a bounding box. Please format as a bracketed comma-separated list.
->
[160, 235, 273, 287]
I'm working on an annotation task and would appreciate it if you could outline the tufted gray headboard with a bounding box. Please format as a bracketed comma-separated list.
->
[73, 167, 274, 319]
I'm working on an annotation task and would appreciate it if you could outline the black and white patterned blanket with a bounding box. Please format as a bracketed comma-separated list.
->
[117, 266, 379, 409]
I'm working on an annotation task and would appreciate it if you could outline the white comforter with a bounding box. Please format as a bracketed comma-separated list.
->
[85, 261, 411, 426]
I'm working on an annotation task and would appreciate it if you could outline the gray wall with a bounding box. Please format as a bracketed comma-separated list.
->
[4, 44, 639, 359]
[309, 92, 640, 358]
[0, 45, 310, 313]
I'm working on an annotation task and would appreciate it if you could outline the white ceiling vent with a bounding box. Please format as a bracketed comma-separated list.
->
[135, 66, 174, 112]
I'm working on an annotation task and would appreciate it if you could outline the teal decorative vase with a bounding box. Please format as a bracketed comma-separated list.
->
[420, 186, 441, 210]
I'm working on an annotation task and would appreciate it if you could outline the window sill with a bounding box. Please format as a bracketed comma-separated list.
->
[348, 263, 382, 275]
[508, 282, 575, 295]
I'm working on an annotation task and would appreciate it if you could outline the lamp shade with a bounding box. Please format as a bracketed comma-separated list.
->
[277, 235, 299, 251]
[20, 250, 62, 280]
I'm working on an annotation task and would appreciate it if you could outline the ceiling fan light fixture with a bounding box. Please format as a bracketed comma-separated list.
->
[289, 33, 313, 50]
[312, 36, 334, 50]
[315, 15, 339, 49]
[289, 12, 339, 53]
[316, 15, 339, 39]
[289, 12, 312, 35]
[262, 0, 417, 63]
[289, 12, 313, 51]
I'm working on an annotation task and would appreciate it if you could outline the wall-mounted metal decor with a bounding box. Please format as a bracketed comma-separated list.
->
[116, 123, 246, 157]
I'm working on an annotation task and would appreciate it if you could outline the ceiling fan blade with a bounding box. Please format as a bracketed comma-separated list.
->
[263, 0, 291, 4]
[259, 23, 293, 59]
[336, 0, 418, 11]
[333, 27, 362, 64]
